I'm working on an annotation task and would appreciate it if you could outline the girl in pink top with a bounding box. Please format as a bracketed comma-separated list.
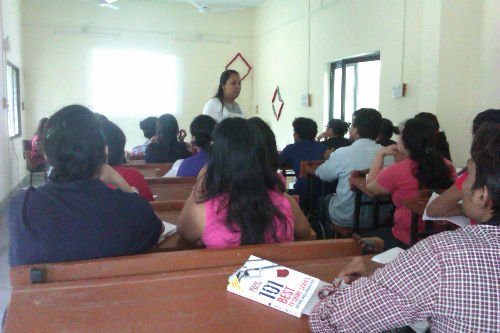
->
[366, 117, 456, 248]
[177, 118, 311, 248]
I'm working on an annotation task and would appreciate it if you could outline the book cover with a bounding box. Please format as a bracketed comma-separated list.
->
[227, 255, 322, 317]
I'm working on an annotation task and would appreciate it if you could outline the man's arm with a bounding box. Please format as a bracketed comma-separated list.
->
[310, 239, 440, 332]
[426, 184, 462, 217]
[315, 151, 342, 182]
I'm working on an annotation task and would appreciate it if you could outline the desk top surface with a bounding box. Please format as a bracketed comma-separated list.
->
[5, 255, 353, 333]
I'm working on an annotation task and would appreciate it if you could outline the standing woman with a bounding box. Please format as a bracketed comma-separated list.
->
[145, 114, 192, 163]
[203, 69, 244, 122]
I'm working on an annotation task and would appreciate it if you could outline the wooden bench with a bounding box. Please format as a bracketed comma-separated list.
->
[5, 238, 382, 333]
[124, 162, 173, 178]
[145, 176, 197, 185]
[150, 182, 194, 201]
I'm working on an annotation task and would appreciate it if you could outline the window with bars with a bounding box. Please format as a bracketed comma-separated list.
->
[329, 53, 381, 125]
[7, 62, 21, 138]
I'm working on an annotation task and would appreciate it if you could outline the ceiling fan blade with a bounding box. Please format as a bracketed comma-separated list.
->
[100, 3, 119, 10]
[187, 0, 209, 13]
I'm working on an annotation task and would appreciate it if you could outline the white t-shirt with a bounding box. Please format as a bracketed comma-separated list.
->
[202, 98, 244, 123]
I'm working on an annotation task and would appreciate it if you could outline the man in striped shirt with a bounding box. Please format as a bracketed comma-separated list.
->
[309, 123, 499, 332]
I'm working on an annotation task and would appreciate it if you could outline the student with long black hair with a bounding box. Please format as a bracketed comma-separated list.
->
[177, 118, 310, 248]
[145, 114, 191, 163]
[7, 105, 162, 266]
[202, 69, 244, 122]
[248, 117, 279, 171]
[366, 117, 456, 248]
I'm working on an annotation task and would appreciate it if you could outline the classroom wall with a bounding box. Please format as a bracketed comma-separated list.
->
[0, 0, 24, 203]
[253, 0, 500, 166]
[21, 0, 255, 152]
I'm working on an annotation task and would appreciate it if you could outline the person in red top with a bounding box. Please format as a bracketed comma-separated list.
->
[99, 119, 154, 201]
[426, 109, 500, 222]
[365, 117, 456, 248]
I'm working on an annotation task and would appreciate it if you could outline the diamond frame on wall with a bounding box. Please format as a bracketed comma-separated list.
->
[272, 86, 284, 121]
[225, 52, 252, 80]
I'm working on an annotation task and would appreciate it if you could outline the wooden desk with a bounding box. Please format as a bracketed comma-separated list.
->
[124, 162, 173, 178]
[5, 239, 381, 333]
[349, 175, 392, 234]
[150, 183, 194, 201]
[145, 176, 197, 185]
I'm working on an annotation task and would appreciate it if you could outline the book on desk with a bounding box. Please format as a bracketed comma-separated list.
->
[227, 255, 329, 318]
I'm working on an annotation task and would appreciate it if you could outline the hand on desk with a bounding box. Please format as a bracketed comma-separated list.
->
[337, 256, 383, 285]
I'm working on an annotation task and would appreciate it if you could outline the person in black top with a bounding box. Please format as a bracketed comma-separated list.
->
[145, 114, 192, 163]
[317, 119, 351, 159]
[7, 105, 162, 266]
[376, 118, 399, 147]
[414, 112, 452, 161]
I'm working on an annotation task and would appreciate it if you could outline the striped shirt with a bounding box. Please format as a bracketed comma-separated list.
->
[309, 223, 500, 332]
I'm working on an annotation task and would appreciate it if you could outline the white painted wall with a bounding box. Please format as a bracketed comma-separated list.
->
[21, 0, 255, 151]
[0, 0, 24, 201]
[1, 0, 499, 203]
[253, 0, 500, 166]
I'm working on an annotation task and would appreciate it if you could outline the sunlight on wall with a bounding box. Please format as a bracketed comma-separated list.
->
[91, 49, 177, 118]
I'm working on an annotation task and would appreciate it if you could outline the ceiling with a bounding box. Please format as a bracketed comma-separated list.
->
[166, 0, 265, 8]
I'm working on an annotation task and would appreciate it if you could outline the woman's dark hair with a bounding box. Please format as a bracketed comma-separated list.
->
[248, 117, 279, 170]
[35, 117, 48, 136]
[99, 119, 126, 166]
[472, 109, 500, 135]
[378, 118, 399, 140]
[190, 115, 216, 150]
[292, 117, 318, 141]
[214, 69, 239, 102]
[415, 112, 440, 132]
[327, 119, 349, 137]
[402, 118, 454, 190]
[470, 123, 500, 219]
[140, 117, 158, 139]
[156, 114, 179, 150]
[200, 118, 287, 245]
[44, 105, 106, 182]
[352, 108, 382, 140]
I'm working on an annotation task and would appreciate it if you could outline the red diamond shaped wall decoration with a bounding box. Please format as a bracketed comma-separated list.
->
[272, 86, 284, 121]
[225, 52, 252, 80]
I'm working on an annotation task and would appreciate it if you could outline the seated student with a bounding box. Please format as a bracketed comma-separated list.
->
[316, 119, 351, 159]
[99, 118, 154, 201]
[365, 117, 456, 249]
[175, 115, 216, 177]
[177, 118, 311, 248]
[29, 117, 49, 172]
[427, 109, 500, 220]
[376, 118, 399, 147]
[279, 117, 327, 206]
[7, 105, 162, 266]
[129, 116, 157, 160]
[248, 117, 279, 171]
[315, 108, 391, 234]
[145, 114, 192, 163]
[415, 112, 452, 161]
[309, 122, 500, 333]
